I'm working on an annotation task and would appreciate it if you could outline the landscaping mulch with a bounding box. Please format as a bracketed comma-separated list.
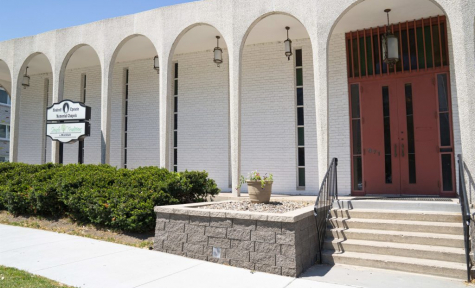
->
[0, 211, 154, 249]
[197, 200, 313, 213]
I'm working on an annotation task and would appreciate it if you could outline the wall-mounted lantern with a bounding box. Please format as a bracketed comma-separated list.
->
[213, 36, 223, 67]
[382, 9, 399, 67]
[284, 26, 293, 61]
[22, 66, 30, 89]
[153, 56, 160, 74]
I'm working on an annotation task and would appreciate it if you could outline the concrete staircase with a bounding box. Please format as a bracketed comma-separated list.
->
[322, 199, 471, 279]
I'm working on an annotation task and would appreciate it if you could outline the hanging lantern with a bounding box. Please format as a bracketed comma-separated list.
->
[153, 55, 160, 74]
[22, 66, 30, 88]
[284, 26, 292, 61]
[381, 9, 399, 67]
[213, 36, 223, 67]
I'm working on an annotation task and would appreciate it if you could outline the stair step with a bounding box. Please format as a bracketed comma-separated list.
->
[321, 250, 469, 279]
[335, 199, 460, 212]
[324, 238, 466, 263]
[326, 228, 464, 248]
[330, 209, 462, 223]
[329, 217, 463, 235]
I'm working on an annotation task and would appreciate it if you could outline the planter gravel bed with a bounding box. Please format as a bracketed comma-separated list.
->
[197, 201, 313, 214]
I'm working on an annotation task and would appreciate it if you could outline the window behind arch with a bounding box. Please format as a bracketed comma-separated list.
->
[0, 87, 10, 105]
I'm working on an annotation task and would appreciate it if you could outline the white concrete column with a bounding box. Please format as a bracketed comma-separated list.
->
[159, 52, 171, 169]
[312, 35, 329, 184]
[101, 64, 112, 164]
[447, 9, 475, 199]
[51, 66, 63, 163]
[9, 76, 19, 162]
[229, 46, 241, 196]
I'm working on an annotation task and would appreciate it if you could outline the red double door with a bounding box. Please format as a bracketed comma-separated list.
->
[357, 73, 453, 195]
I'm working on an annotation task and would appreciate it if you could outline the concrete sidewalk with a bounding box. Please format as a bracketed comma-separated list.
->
[0, 224, 468, 288]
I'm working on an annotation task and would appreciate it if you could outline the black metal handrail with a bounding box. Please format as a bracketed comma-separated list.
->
[457, 154, 472, 282]
[314, 157, 338, 264]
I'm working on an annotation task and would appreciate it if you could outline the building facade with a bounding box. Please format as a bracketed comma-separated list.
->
[0, 0, 474, 198]
[0, 87, 10, 162]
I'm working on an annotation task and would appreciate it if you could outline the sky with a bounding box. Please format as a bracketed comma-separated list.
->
[0, 0, 195, 42]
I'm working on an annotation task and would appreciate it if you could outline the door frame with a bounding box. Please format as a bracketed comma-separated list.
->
[348, 67, 456, 197]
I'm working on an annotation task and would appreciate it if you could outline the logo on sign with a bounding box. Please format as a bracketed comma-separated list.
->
[63, 103, 69, 113]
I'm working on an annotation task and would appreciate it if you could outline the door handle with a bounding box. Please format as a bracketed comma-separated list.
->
[394, 144, 397, 157]
[401, 144, 405, 157]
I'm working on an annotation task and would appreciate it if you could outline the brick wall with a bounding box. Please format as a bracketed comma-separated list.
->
[110, 59, 160, 168]
[154, 209, 318, 277]
[241, 39, 318, 194]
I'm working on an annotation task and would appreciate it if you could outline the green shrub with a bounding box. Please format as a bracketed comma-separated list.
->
[0, 163, 220, 232]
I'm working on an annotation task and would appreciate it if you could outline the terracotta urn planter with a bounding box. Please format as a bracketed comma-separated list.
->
[247, 180, 273, 203]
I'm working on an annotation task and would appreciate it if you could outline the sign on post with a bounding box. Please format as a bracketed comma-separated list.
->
[46, 99, 91, 143]
[46, 122, 90, 143]
[46, 100, 91, 121]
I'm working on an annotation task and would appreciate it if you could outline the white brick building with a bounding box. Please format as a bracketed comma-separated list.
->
[1, 0, 475, 198]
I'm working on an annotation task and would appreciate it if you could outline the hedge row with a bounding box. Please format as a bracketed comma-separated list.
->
[0, 163, 220, 232]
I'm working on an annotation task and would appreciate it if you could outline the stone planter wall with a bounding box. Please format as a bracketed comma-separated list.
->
[154, 202, 318, 277]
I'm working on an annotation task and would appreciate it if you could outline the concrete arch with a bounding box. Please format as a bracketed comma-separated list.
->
[324, 0, 459, 195]
[15, 52, 53, 164]
[58, 44, 102, 98]
[0, 59, 12, 96]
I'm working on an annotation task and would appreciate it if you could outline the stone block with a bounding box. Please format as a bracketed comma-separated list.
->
[190, 216, 210, 226]
[208, 237, 230, 248]
[168, 233, 187, 243]
[255, 264, 282, 275]
[185, 224, 205, 235]
[227, 228, 251, 241]
[167, 250, 186, 257]
[184, 243, 204, 255]
[254, 242, 280, 254]
[164, 240, 183, 252]
[155, 221, 165, 231]
[155, 231, 168, 241]
[282, 267, 297, 277]
[251, 231, 276, 243]
[210, 217, 232, 228]
[233, 219, 256, 230]
[256, 221, 282, 233]
[276, 233, 295, 245]
[153, 240, 163, 251]
[226, 248, 250, 261]
[187, 253, 207, 261]
[281, 244, 297, 258]
[230, 260, 255, 270]
[230, 240, 254, 251]
[281, 222, 297, 233]
[156, 212, 170, 222]
[205, 226, 227, 238]
[250, 252, 276, 266]
[276, 255, 296, 268]
[170, 214, 189, 224]
[165, 222, 185, 233]
[187, 233, 208, 245]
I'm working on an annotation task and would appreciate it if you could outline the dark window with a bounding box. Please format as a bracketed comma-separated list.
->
[298, 168, 305, 187]
[405, 84, 416, 183]
[174, 63, 178, 78]
[174, 131, 177, 148]
[298, 127, 304, 146]
[298, 148, 305, 166]
[382, 86, 392, 183]
[352, 120, 362, 155]
[296, 49, 302, 67]
[353, 156, 363, 190]
[441, 154, 453, 191]
[174, 97, 178, 113]
[350, 84, 360, 118]
[439, 113, 451, 147]
[297, 107, 304, 126]
[437, 74, 449, 112]
[408, 28, 418, 71]
[174, 80, 178, 95]
[174, 149, 178, 165]
[174, 114, 178, 130]
[297, 88, 303, 106]
[296, 69, 303, 86]
[365, 36, 373, 76]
